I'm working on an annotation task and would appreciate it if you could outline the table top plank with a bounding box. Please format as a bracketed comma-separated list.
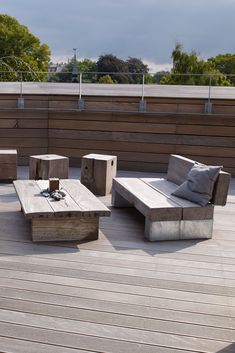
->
[36, 180, 83, 216]
[60, 179, 111, 216]
[13, 180, 53, 218]
[13, 179, 110, 219]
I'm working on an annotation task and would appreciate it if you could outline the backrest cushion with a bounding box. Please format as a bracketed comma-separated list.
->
[172, 164, 222, 206]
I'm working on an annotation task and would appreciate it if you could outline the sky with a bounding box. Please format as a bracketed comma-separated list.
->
[1, 0, 235, 72]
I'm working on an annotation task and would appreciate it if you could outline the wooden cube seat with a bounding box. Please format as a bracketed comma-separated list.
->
[0, 149, 17, 181]
[29, 154, 69, 180]
[81, 153, 117, 195]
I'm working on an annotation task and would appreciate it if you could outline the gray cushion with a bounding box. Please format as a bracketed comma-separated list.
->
[172, 165, 222, 206]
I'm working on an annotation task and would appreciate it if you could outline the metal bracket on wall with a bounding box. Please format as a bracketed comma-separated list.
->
[139, 99, 147, 112]
[18, 97, 24, 109]
[205, 102, 212, 113]
[78, 98, 85, 111]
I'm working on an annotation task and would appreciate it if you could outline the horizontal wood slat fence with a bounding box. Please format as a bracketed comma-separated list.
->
[0, 94, 235, 175]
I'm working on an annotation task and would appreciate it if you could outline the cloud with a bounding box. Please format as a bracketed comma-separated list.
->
[143, 60, 172, 73]
[1, 0, 235, 65]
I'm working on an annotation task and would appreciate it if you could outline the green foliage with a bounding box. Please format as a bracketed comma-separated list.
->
[126, 57, 149, 83]
[152, 71, 171, 84]
[144, 73, 153, 84]
[161, 43, 230, 86]
[98, 74, 115, 84]
[52, 58, 97, 83]
[54, 55, 150, 84]
[97, 54, 150, 84]
[97, 54, 129, 83]
[208, 54, 235, 85]
[0, 14, 50, 81]
[77, 58, 98, 82]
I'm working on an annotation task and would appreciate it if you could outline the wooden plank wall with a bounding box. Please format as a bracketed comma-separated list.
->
[0, 95, 48, 165]
[0, 94, 234, 175]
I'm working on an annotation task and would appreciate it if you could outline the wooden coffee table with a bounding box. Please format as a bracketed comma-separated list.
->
[13, 179, 110, 242]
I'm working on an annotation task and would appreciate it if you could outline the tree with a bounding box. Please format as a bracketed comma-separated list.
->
[208, 54, 235, 85]
[0, 14, 50, 81]
[144, 73, 153, 84]
[161, 43, 230, 86]
[126, 57, 149, 83]
[77, 58, 98, 82]
[51, 58, 97, 83]
[98, 74, 115, 84]
[97, 54, 129, 83]
[152, 70, 171, 84]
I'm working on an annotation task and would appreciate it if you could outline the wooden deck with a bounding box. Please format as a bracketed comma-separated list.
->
[0, 167, 234, 353]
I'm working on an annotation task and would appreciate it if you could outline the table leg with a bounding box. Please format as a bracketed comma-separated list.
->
[31, 216, 99, 242]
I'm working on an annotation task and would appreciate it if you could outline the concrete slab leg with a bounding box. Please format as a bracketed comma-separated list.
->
[180, 219, 213, 239]
[145, 219, 181, 241]
[111, 190, 132, 207]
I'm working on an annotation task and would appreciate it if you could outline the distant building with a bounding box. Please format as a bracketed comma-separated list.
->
[48, 62, 66, 73]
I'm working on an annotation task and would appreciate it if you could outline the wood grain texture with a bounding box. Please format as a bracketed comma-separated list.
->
[13, 179, 110, 218]
[0, 169, 235, 352]
[0, 149, 17, 180]
[81, 154, 117, 195]
[32, 217, 99, 242]
[113, 178, 182, 221]
[0, 93, 235, 177]
[13, 178, 110, 241]
[29, 154, 69, 180]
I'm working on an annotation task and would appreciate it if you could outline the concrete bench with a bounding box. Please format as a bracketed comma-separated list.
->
[112, 154, 231, 241]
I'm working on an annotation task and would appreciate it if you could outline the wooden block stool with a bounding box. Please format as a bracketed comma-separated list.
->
[29, 154, 69, 180]
[81, 154, 117, 195]
[0, 149, 17, 181]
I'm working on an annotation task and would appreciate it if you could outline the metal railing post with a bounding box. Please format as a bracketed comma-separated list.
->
[141, 73, 145, 101]
[78, 72, 84, 111]
[205, 75, 212, 113]
[139, 73, 146, 112]
[79, 72, 82, 100]
[18, 72, 24, 109]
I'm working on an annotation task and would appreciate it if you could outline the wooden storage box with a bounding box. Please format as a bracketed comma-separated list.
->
[0, 149, 17, 181]
[81, 153, 117, 195]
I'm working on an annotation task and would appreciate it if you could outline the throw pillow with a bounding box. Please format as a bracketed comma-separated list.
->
[172, 164, 222, 206]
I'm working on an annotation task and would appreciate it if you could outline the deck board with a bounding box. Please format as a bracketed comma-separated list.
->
[0, 167, 234, 352]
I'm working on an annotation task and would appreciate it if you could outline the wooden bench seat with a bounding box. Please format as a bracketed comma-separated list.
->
[112, 155, 231, 241]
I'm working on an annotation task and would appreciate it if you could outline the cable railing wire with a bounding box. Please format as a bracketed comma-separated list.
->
[0, 70, 235, 113]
